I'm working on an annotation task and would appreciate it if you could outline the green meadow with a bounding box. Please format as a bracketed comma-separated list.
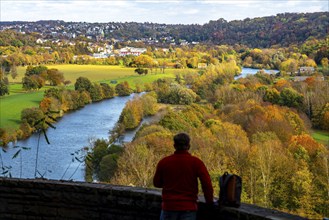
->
[0, 91, 45, 131]
[14, 65, 137, 83]
[1, 64, 192, 131]
[14, 64, 189, 85]
[312, 130, 329, 145]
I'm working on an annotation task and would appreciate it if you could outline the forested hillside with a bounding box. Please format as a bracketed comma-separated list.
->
[1, 12, 328, 48]
[86, 61, 329, 219]
[198, 12, 328, 47]
[97, 12, 329, 47]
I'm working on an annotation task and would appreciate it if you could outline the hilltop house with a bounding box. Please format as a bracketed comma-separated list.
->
[299, 66, 315, 75]
[36, 38, 46, 44]
[92, 52, 108, 58]
[198, 63, 207, 69]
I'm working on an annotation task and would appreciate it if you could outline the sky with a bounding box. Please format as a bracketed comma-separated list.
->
[1, 0, 328, 25]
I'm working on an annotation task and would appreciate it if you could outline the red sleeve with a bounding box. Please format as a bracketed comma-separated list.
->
[153, 161, 163, 188]
[197, 160, 214, 204]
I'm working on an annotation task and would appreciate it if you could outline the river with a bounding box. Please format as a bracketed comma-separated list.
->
[1, 94, 138, 181]
[235, 67, 279, 79]
[1, 68, 278, 181]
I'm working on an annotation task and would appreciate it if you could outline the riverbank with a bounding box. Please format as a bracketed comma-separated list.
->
[1, 65, 186, 133]
[1, 94, 140, 180]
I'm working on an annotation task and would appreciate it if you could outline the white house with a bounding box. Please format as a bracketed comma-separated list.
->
[92, 52, 108, 59]
[36, 38, 45, 44]
[118, 47, 147, 56]
[299, 67, 315, 75]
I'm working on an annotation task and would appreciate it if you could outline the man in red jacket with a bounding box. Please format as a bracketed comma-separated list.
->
[153, 132, 214, 220]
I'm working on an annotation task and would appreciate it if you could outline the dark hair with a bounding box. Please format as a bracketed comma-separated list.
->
[174, 133, 190, 150]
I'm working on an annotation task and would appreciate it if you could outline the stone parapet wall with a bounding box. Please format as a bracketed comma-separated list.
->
[0, 178, 161, 220]
[0, 178, 307, 220]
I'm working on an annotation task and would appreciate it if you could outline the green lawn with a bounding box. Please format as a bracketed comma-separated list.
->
[1, 83, 54, 130]
[311, 130, 329, 145]
[1, 65, 192, 131]
[0, 91, 45, 131]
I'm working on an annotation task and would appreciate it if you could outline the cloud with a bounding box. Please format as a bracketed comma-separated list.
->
[198, 0, 256, 5]
[183, 9, 200, 15]
[1, 0, 328, 24]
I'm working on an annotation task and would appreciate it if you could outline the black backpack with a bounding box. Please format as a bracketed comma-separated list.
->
[219, 172, 242, 208]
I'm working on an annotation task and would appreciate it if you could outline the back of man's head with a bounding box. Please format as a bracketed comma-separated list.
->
[174, 133, 190, 150]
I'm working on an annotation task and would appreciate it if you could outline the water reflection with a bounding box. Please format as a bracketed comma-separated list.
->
[235, 67, 279, 79]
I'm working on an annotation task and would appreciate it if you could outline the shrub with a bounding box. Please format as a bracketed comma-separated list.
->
[115, 81, 133, 96]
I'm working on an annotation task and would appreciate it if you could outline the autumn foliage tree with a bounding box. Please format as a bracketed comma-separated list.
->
[0, 79, 9, 96]
[98, 90, 327, 218]
[192, 62, 240, 101]
[47, 68, 64, 86]
[288, 134, 328, 217]
[115, 81, 132, 96]
[22, 65, 65, 89]
[74, 76, 93, 92]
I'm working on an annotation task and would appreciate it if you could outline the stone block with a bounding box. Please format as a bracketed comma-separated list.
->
[5, 203, 24, 214]
[38, 206, 58, 217]
[23, 205, 41, 215]
[57, 208, 84, 219]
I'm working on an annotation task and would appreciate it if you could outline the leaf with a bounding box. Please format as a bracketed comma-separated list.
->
[34, 117, 45, 126]
[48, 110, 60, 114]
[47, 115, 58, 121]
[41, 170, 47, 177]
[22, 147, 31, 150]
[1, 170, 8, 175]
[42, 129, 50, 145]
[75, 157, 82, 163]
[12, 149, 21, 159]
[2, 148, 6, 153]
[37, 170, 43, 177]
[13, 145, 20, 149]
[86, 154, 93, 161]
[45, 121, 56, 129]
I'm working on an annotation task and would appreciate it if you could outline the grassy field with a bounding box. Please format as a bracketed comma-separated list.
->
[14, 65, 137, 83]
[1, 64, 191, 131]
[0, 91, 45, 131]
[312, 130, 329, 145]
[99, 70, 186, 87]
[15, 64, 190, 83]
[14, 64, 191, 89]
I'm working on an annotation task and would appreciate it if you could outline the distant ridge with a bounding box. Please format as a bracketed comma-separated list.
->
[0, 12, 328, 48]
